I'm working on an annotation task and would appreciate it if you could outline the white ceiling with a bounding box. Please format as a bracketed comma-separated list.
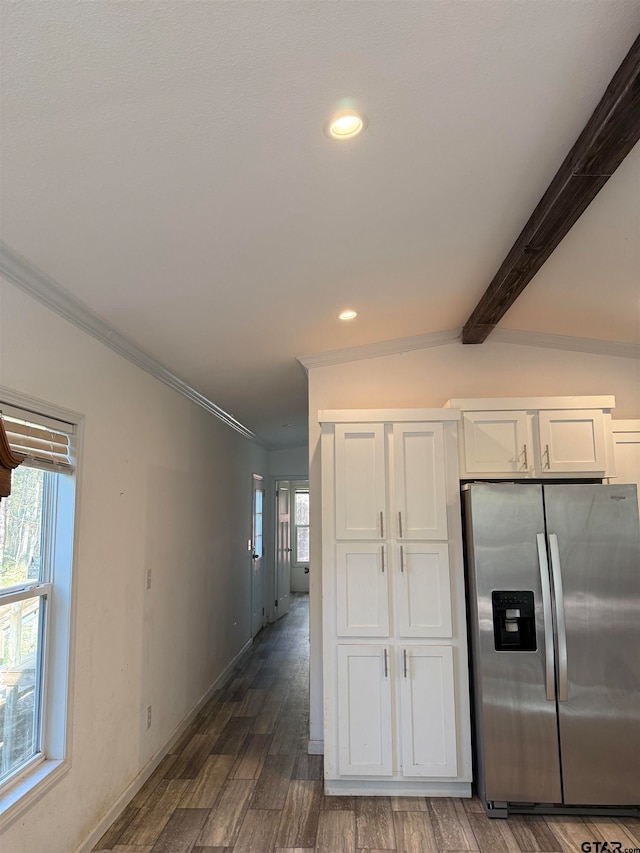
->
[1, 1, 639, 448]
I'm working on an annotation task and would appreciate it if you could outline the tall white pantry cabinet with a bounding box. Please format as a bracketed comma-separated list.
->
[319, 409, 472, 796]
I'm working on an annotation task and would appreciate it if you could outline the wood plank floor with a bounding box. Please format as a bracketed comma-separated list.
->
[95, 594, 640, 853]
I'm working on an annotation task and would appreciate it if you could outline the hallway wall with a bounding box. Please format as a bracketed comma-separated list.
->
[0, 279, 268, 853]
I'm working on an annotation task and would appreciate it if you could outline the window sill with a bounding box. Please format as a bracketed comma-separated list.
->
[0, 758, 69, 831]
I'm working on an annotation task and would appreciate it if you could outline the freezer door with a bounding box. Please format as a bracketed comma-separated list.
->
[544, 484, 640, 806]
[465, 484, 562, 804]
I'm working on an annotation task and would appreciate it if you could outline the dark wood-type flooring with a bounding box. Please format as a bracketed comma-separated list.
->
[95, 594, 640, 853]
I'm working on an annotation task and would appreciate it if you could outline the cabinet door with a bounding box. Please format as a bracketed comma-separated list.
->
[337, 645, 393, 776]
[612, 423, 640, 520]
[393, 423, 448, 539]
[396, 543, 452, 638]
[399, 645, 457, 778]
[538, 410, 606, 473]
[336, 544, 389, 637]
[335, 424, 386, 540]
[462, 411, 530, 475]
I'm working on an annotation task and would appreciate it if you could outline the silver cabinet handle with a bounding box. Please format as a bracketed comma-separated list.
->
[548, 533, 568, 701]
[403, 649, 408, 678]
[536, 533, 556, 701]
[398, 511, 403, 538]
[381, 546, 385, 573]
[380, 511, 384, 538]
[544, 444, 551, 470]
[400, 545, 405, 573]
[383, 648, 388, 678]
[523, 443, 529, 471]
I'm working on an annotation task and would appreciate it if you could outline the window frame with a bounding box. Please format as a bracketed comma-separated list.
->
[0, 388, 81, 829]
[292, 486, 310, 567]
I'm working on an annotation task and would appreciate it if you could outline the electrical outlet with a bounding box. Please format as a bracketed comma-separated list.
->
[146, 705, 152, 729]
[146, 568, 152, 590]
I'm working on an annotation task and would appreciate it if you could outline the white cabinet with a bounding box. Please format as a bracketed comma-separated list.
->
[335, 424, 386, 539]
[336, 543, 389, 637]
[461, 410, 530, 475]
[396, 543, 452, 638]
[337, 644, 393, 776]
[399, 645, 458, 777]
[538, 410, 607, 473]
[393, 423, 448, 539]
[320, 409, 471, 797]
[448, 397, 616, 479]
[611, 421, 640, 519]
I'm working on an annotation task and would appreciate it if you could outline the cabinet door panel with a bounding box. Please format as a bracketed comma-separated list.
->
[337, 645, 393, 776]
[462, 411, 529, 475]
[396, 543, 452, 638]
[393, 423, 448, 539]
[336, 544, 389, 637]
[400, 646, 457, 777]
[335, 424, 386, 539]
[538, 410, 606, 473]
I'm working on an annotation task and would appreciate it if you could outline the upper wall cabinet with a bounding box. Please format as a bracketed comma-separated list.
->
[447, 397, 616, 480]
[610, 421, 640, 519]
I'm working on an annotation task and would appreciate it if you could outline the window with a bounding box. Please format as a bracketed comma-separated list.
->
[0, 399, 77, 819]
[293, 488, 309, 565]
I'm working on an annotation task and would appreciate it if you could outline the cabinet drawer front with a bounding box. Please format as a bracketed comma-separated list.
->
[336, 544, 389, 637]
[396, 543, 452, 638]
[393, 423, 448, 539]
[335, 424, 386, 539]
[462, 411, 529, 474]
[400, 646, 458, 777]
[538, 410, 606, 472]
[337, 645, 393, 776]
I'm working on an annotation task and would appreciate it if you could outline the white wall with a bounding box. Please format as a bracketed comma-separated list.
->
[306, 341, 640, 746]
[0, 280, 268, 853]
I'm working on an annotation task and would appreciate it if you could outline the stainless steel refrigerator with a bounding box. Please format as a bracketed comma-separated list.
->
[463, 483, 640, 818]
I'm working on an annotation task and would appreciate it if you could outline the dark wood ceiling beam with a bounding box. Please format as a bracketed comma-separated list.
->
[462, 33, 640, 345]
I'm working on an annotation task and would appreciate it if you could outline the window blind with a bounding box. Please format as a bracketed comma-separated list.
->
[0, 412, 74, 472]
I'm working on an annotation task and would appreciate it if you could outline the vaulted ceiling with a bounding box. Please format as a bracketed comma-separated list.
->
[1, 2, 639, 447]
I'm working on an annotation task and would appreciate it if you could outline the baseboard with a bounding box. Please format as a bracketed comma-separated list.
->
[307, 739, 324, 755]
[74, 637, 253, 853]
[324, 779, 472, 797]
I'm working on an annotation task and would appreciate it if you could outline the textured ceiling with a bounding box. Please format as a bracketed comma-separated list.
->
[1, 1, 639, 447]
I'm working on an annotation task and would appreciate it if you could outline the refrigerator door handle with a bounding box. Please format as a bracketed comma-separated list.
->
[536, 533, 556, 701]
[548, 533, 569, 702]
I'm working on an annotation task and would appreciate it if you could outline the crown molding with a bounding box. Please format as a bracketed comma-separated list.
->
[0, 242, 266, 447]
[297, 326, 639, 371]
[491, 328, 640, 360]
[297, 329, 462, 371]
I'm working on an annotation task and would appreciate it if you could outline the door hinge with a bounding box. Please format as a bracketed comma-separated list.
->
[262, 607, 265, 615]
[275, 599, 278, 607]
[275, 490, 279, 497]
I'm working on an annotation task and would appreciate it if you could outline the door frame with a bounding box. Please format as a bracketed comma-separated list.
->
[267, 473, 308, 623]
[250, 473, 265, 637]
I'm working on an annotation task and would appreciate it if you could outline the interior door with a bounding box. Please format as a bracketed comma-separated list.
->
[275, 481, 291, 619]
[251, 474, 265, 637]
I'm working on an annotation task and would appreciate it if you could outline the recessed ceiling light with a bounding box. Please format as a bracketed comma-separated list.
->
[339, 309, 358, 321]
[325, 111, 367, 141]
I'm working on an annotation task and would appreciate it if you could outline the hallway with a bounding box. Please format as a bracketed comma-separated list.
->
[95, 594, 640, 853]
